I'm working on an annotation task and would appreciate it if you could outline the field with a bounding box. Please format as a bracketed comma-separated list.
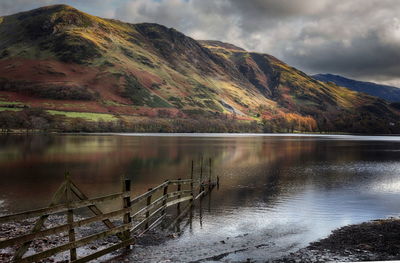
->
[46, 110, 118, 121]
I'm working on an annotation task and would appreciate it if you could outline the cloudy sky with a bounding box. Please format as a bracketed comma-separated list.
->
[2, 0, 400, 86]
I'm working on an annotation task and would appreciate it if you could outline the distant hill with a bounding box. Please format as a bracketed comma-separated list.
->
[0, 5, 399, 133]
[313, 74, 400, 102]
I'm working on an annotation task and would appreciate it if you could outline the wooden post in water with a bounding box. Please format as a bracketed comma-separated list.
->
[199, 157, 203, 194]
[189, 160, 194, 231]
[208, 158, 212, 190]
[145, 188, 152, 230]
[65, 173, 77, 261]
[189, 203, 193, 232]
[161, 180, 169, 216]
[0, 166, 222, 263]
[177, 178, 182, 212]
[208, 186, 212, 212]
[122, 178, 131, 246]
[190, 160, 194, 201]
[199, 192, 203, 228]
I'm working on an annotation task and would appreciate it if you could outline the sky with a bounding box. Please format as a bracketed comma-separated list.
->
[1, 0, 400, 87]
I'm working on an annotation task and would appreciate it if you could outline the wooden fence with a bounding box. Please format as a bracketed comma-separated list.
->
[0, 158, 218, 263]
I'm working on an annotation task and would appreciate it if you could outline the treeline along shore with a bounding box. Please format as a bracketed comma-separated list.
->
[0, 107, 318, 134]
[0, 107, 398, 134]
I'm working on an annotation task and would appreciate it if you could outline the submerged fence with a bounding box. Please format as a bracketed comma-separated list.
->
[0, 158, 218, 263]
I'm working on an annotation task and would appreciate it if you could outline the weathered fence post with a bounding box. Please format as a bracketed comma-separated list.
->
[199, 157, 204, 194]
[1, 164, 220, 263]
[189, 204, 193, 231]
[208, 158, 212, 191]
[189, 160, 194, 230]
[208, 186, 212, 212]
[177, 178, 182, 212]
[162, 180, 169, 216]
[122, 178, 131, 247]
[190, 160, 194, 201]
[199, 192, 203, 228]
[12, 178, 68, 260]
[65, 173, 77, 261]
[200, 157, 203, 185]
[145, 188, 152, 229]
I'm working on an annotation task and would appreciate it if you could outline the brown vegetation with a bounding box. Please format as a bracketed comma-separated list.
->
[0, 5, 399, 134]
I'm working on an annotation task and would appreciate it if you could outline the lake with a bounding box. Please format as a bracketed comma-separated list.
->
[1, 133, 400, 262]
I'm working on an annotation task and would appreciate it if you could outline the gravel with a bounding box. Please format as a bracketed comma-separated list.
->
[3, 216, 400, 262]
[270, 218, 400, 262]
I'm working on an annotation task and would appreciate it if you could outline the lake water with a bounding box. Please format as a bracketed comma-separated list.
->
[1, 133, 400, 262]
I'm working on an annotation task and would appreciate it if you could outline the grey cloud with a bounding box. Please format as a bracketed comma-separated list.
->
[1, 0, 400, 86]
[0, 0, 119, 18]
[110, 0, 400, 86]
[287, 33, 400, 77]
[0, 0, 57, 15]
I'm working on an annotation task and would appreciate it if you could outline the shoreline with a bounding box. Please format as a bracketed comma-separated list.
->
[2, 216, 400, 262]
[2, 131, 400, 137]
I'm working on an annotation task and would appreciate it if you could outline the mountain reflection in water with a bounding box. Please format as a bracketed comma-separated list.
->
[1, 134, 400, 261]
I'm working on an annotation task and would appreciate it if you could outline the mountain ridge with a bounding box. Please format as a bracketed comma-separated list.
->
[0, 4, 399, 133]
[313, 74, 400, 103]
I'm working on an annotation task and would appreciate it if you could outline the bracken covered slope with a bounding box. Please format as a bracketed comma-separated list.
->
[0, 5, 399, 133]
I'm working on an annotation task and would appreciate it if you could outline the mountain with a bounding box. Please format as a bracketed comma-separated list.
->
[313, 74, 400, 103]
[0, 5, 399, 133]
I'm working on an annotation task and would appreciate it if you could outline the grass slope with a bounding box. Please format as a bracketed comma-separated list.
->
[0, 5, 398, 133]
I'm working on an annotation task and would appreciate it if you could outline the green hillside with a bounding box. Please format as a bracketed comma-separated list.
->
[0, 5, 399, 133]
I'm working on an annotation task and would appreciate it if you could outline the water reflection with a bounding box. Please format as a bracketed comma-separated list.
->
[1, 134, 400, 261]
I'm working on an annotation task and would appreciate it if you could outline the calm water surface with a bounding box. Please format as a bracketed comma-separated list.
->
[1, 133, 400, 261]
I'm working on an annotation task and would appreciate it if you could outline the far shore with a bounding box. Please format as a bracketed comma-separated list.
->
[2, 130, 399, 136]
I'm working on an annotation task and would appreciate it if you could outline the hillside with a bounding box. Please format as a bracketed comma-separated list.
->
[313, 74, 400, 103]
[0, 5, 399, 133]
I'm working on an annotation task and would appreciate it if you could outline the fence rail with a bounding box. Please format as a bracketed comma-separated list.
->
[0, 158, 218, 263]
